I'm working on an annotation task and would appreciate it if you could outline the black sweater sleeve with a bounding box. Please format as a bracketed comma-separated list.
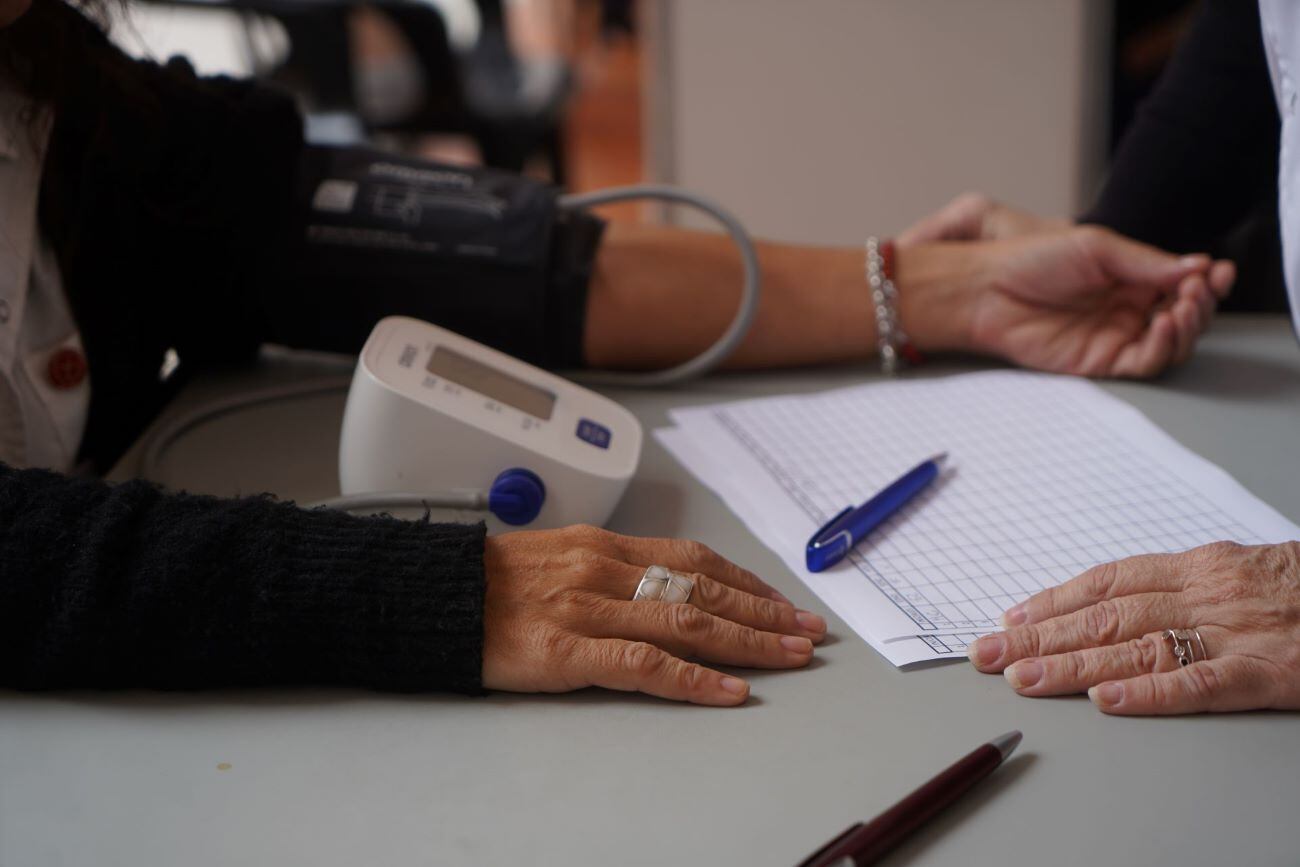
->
[1083, 0, 1280, 252]
[36, 1, 602, 472]
[0, 464, 485, 692]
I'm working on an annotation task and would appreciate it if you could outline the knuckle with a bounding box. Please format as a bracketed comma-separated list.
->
[619, 641, 664, 677]
[1198, 573, 1248, 606]
[692, 576, 724, 607]
[1082, 561, 1119, 601]
[1181, 663, 1223, 701]
[568, 523, 615, 552]
[566, 523, 602, 542]
[550, 586, 590, 620]
[1056, 652, 1087, 683]
[667, 603, 708, 637]
[1143, 676, 1171, 707]
[751, 597, 785, 627]
[538, 627, 577, 661]
[1129, 636, 1160, 672]
[569, 554, 614, 587]
[1081, 600, 1121, 645]
[677, 538, 715, 565]
[738, 625, 768, 654]
[1194, 541, 1243, 573]
[1018, 626, 1044, 658]
[679, 662, 708, 694]
[584, 596, 622, 626]
[564, 541, 599, 567]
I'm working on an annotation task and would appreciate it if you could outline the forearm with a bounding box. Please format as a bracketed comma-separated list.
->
[0, 464, 485, 692]
[583, 223, 979, 369]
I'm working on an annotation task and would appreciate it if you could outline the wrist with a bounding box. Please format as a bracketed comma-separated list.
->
[894, 242, 988, 354]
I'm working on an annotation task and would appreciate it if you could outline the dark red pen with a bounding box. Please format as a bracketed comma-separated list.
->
[796, 731, 1023, 867]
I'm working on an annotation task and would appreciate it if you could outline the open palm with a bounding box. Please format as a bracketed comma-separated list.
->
[970, 227, 1227, 378]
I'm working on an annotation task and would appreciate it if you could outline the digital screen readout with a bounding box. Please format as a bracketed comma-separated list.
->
[427, 346, 556, 420]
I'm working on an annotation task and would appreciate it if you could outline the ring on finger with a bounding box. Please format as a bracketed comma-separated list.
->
[633, 565, 696, 605]
[1161, 628, 1207, 667]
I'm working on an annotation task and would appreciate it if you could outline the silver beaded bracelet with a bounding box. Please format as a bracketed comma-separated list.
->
[865, 236, 912, 375]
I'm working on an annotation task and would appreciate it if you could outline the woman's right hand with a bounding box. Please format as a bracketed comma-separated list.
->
[481, 525, 827, 706]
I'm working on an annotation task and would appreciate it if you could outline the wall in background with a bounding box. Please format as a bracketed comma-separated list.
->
[644, 0, 1111, 244]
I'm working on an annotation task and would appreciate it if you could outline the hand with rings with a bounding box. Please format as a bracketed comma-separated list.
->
[967, 541, 1300, 715]
[482, 525, 828, 706]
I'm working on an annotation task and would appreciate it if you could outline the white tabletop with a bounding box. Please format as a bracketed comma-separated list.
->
[3, 314, 1298, 867]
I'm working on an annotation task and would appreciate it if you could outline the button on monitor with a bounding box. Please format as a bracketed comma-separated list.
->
[576, 419, 612, 449]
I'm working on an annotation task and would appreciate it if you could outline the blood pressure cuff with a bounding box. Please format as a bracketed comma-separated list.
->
[268, 145, 605, 369]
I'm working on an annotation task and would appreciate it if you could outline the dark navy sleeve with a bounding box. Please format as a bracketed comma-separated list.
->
[1082, 0, 1280, 254]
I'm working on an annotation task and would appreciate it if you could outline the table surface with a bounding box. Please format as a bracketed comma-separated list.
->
[3, 315, 1298, 867]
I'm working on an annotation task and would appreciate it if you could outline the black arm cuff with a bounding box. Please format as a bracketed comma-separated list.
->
[264, 145, 605, 369]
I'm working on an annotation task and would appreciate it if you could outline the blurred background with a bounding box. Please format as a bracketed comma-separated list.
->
[108, 0, 1283, 308]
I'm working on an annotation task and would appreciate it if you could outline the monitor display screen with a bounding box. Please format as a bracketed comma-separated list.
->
[427, 346, 556, 420]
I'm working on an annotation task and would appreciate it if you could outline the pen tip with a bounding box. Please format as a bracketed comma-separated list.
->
[990, 730, 1022, 760]
[930, 451, 949, 466]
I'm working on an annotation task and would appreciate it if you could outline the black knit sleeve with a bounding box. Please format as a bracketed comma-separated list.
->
[1082, 0, 1280, 252]
[0, 464, 485, 693]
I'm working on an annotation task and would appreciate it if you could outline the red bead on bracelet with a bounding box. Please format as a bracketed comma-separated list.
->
[881, 238, 925, 366]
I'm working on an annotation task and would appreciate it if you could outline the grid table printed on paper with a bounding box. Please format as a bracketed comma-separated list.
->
[712, 375, 1260, 635]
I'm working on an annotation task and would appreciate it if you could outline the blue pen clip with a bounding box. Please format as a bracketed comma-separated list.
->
[805, 453, 947, 573]
[805, 506, 857, 573]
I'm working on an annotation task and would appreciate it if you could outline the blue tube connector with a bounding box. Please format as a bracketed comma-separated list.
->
[488, 468, 547, 526]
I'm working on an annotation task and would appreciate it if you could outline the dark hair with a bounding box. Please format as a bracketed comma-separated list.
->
[1, 0, 123, 105]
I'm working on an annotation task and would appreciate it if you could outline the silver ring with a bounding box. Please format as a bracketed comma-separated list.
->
[1192, 629, 1207, 663]
[633, 565, 695, 604]
[1162, 629, 1205, 667]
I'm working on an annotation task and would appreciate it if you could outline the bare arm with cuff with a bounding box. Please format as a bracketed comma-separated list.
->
[584, 221, 1230, 379]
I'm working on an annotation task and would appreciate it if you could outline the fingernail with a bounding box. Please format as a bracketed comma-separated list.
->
[1178, 254, 1209, 268]
[967, 634, 1005, 667]
[1001, 603, 1028, 627]
[795, 610, 827, 633]
[720, 676, 748, 695]
[1089, 682, 1124, 708]
[780, 635, 814, 654]
[1004, 660, 1043, 690]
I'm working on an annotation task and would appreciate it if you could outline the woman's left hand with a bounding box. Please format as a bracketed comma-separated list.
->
[967, 541, 1300, 714]
[967, 226, 1234, 378]
[899, 225, 1235, 378]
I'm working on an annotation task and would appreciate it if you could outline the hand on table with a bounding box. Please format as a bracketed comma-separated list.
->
[899, 191, 1069, 244]
[968, 541, 1300, 715]
[965, 226, 1234, 378]
[901, 192, 1241, 299]
[482, 525, 827, 706]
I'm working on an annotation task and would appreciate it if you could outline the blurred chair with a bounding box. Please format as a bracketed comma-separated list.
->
[455, 0, 570, 181]
[135, 0, 572, 179]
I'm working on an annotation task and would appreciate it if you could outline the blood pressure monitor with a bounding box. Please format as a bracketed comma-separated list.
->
[338, 317, 643, 530]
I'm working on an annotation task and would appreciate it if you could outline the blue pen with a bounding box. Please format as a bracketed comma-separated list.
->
[805, 452, 948, 572]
